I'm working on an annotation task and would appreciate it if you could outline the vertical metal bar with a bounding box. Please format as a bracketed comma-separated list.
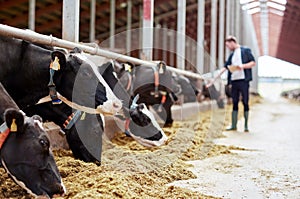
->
[28, 0, 35, 31]
[142, 0, 154, 60]
[126, 0, 132, 55]
[154, 23, 160, 60]
[169, 30, 175, 66]
[62, 0, 80, 42]
[176, 0, 186, 70]
[260, 0, 269, 55]
[235, 0, 241, 40]
[225, 0, 231, 57]
[210, 0, 217, 73]
[89, 0, 96, 42]
[110, 0, 115, 49]
[197, 0, 205, 74]
[162, 24, 168, 62]
[218, 0, 225, 68]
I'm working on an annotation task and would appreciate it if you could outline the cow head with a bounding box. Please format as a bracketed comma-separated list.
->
[54, 48, 122, 114]
[0, 108, 65, 198]
[126, 95, 168, 147]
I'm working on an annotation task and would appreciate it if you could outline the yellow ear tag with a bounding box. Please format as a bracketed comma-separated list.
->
[51, 56, 60, 71]
[80, 112, 86, 120]
[10, 119, 17, 132]
[124, 64, 131, 72]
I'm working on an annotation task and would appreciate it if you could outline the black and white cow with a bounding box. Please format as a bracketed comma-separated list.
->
[111, 60, 176, 127]
[0, 36, 122, 162]
[0, 83, 65, 198]
[24, 58, 168, 149]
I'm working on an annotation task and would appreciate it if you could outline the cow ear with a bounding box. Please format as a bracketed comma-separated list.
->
[4, 108, 24, 132]
[51, 50, 67, 69]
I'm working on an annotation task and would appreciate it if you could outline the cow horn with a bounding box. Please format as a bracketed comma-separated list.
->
[130, 94, 139, 110]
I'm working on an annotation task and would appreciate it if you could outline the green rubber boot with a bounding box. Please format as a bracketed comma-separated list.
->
[244, 111, 249, 132]
[226, 111, 238, 131]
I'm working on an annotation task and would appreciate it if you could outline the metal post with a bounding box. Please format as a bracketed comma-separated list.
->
[260, 0, 269, 55]
[169, 30, 175, 66]
[28, 0, 35, 31]
[162, 24, 168, 62]
[197, 0, 205, 74]
[89, 0, 96, 42]
[225, 0, 231, 57]
[218, 0, 225, 68]
[177, 0, 186, 70]
[110, 0, 115, 49]
[62, 0, 80, 42]
[126, 0, 132, 55]
[210, 0, 217, 72]
[142, 0, 154, 60]
[154, 23, 160, 60]
[235, 0, 241, 40]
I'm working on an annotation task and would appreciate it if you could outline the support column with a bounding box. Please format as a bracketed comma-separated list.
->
[169, 30, 175, 66]
[210, 0, 217, 72]
[218, 0, 225, 68]
[225, 0, 231, 57]
[89, 0, 96, 42]
[235, 0, 241, 40]
[142, 0, 154, 60]
[28, 0, 35, 31]
[176, 0, 186, 70]
[197, 0, 205, 74]
[162, 23, 168, 62]
[126, 0, 132, 55]
[62, 0, 80, 42]
[260, 0, 269, 55]
[110, 0, 115, 49]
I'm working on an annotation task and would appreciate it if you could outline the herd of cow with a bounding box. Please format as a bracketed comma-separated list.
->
[0, 35, 224, 198]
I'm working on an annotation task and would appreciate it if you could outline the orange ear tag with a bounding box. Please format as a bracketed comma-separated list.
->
[10, 119, 17, 132]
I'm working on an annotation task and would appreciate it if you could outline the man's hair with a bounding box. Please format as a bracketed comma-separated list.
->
[225, 35, 237, 43]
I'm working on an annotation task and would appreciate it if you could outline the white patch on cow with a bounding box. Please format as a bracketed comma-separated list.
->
[1, 159, 39, 198]
[140, 104, 168, 145]
[34, 119, 45, 130]
[73, 53, 122, 115]
[100, 113, 105, 128]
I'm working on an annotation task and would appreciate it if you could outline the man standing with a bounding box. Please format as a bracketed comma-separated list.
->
[207, 36, 256, 132]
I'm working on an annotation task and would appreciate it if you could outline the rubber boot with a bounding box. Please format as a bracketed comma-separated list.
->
[226, 111, 238, 131]
[244, 111, 249, 132]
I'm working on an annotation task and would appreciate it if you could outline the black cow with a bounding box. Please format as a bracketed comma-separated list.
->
[0, 36, 122, 162]
[112, 61, 176, 127]
[0, 83, 65, 198]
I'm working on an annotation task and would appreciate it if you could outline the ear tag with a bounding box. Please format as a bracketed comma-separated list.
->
[124, 63, 131, 72]
[10, 119, 17, 132]
[80, 112, 86, 120]
[51, 56, 60, 71]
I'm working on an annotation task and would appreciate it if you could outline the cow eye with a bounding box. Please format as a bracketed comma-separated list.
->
[39, 139, 49, 148]
[138, 104, 144, 110]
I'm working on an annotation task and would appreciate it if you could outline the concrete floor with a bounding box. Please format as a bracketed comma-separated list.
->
[169, 96, 300, 198]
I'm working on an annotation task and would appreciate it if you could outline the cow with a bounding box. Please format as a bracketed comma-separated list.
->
[0, 35, 122, 162]
[0, 83, 66, 198]
[171, 73, 200, 103]
[111, 60, 176, 127]
[24, 57, 168, 149]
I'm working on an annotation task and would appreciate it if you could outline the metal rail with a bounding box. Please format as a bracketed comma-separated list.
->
[0, 24, 204, 80]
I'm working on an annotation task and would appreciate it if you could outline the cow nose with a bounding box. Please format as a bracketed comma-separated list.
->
[52, 183, 66, 198]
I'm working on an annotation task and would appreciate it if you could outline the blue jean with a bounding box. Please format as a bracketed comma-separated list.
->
[231, 80, 249, 111]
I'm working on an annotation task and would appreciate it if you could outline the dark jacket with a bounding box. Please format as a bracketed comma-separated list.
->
[225, 46, 255, 84]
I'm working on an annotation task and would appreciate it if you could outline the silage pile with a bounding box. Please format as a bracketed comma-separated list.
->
[0, 97, 261, 199]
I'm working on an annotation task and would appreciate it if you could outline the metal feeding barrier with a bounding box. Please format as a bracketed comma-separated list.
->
[0, 24, 204, 80]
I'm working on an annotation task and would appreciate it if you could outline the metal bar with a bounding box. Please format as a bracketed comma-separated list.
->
[62, 0, 80, 42]
[89, 0, 96, 42]
[0, 24, 204, 80]
[126, 0, 132, 56]
[142, 0, 154, 60]
[110, 0, 115, 49]
[176, 0, 186, 70]
[28, 0, 35, 31]
[218, 0, 225, 68]
[210, 0, 217, 73]
[197, 0, 205, 74]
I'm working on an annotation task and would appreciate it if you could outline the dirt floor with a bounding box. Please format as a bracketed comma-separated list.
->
[0, 97, 261, 199]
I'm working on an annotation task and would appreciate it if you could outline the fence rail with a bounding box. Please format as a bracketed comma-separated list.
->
[0, 24, 204, 80]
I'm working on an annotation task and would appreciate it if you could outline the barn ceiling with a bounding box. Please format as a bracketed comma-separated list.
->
[0, 0, 299, 66]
